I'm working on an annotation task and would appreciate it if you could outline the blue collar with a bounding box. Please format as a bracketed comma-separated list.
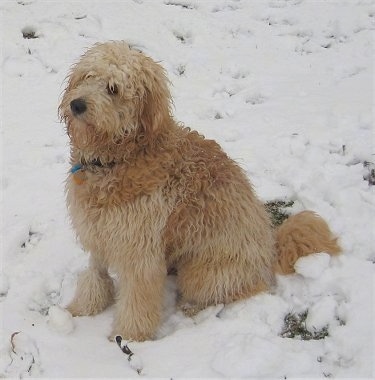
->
[70, 159, 116, 174]
[71, 163, 83, 174]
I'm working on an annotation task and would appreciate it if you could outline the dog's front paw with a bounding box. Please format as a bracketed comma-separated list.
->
[66, 269, 115, 317]
[66, 301, 86, 317]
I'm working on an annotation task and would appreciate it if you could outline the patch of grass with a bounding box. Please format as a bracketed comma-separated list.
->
[265, 200, 294, 227]
[22, 26, 38, 39]
[281, 311, 329, 340]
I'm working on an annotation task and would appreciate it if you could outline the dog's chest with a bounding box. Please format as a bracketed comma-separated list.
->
[66, 175, 173, 264]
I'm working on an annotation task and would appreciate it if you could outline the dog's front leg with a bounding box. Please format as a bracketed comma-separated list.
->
[110, 258, 167, 342]
[67, 255, 115, 316]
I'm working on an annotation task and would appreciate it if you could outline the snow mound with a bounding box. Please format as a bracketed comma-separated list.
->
[294, 252, 331, 279]
[47, 306, 74, 334]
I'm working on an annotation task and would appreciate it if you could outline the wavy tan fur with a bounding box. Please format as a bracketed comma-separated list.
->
[59, 41, 340, 341]
[275, 211, 341, 274]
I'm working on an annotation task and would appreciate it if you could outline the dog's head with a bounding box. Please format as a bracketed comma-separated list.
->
[59, 41, 172, 161]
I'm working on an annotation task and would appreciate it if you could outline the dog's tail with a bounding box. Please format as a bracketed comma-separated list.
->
[274, 211, 341, 274]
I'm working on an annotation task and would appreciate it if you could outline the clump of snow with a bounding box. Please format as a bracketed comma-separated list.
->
[47, 306, 74, 334]
[294, 252, 331, 279]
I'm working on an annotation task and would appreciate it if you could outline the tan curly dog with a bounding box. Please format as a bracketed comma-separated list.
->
[59, 41, 340, 341]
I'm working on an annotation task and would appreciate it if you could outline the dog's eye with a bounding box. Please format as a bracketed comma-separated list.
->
[107, 83, 118, 95]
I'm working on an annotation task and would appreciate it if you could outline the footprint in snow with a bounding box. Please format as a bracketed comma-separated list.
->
[245, 93, 267, 105]
[213, 87, 238, 98]
[75, 14, 103, 39]
[231, 69, 249, 79]
[173, 29, 193, 45]
[28, 277, 63, 316]
[0, 273, 10, 299]
[212, 3, 241, 12]
[174, 63, 187, 76]
[21, 230, 43, 250]
[165, 1, 197, 10]
[5, 332, 42, 377]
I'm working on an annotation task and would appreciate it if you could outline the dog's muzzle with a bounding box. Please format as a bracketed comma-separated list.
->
[70, 98, 87, 116]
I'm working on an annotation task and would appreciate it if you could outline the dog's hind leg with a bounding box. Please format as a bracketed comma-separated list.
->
[177, 257, 271, 315]
[67, 255, 115, 316]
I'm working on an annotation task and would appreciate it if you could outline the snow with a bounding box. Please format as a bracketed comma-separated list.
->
[7, 332, 42, 377]
[294, 252, 331, 279]
[1, 0, 374, 378]
[47, 306, 74, 334]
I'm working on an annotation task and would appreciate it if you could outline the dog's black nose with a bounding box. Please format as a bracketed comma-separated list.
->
[70, 98, 87, 116]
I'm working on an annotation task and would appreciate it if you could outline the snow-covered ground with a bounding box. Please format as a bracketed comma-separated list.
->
[1, 0, 374, 377]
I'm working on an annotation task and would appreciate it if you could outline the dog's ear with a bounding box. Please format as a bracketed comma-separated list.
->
[139, 61, 172, 134]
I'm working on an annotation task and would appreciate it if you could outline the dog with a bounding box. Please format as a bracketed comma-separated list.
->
[59, 41, 341, 341]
